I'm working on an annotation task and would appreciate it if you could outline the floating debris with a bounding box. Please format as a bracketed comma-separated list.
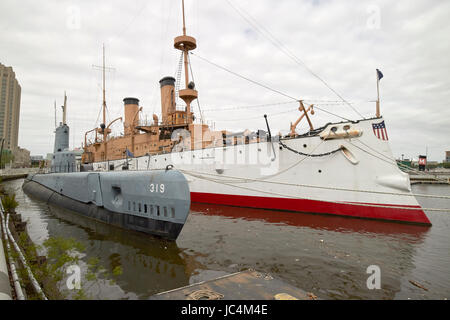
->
[409, 280, 428, 291]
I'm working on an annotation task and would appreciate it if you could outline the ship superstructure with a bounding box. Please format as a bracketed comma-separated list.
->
[81, 0, 431, 225]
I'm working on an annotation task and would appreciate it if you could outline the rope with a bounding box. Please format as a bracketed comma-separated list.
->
[178, 168, 450, 200]
[279, 140, 343, 157]
[180, 169, 450, 213]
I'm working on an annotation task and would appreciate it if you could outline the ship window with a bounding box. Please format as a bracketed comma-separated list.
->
[164, 207, 167, 217]
[128, 201, 131, 211]
[144, 204, 147, 213]
[150, 205, 154, 215]
[171, 208, 175, 218]
[331, 126, 338, 132]
[133, 202, 136, 211]
[343, 125, 351, 130]
[138, 203, 141, 212]
[157, 206, 160, 216]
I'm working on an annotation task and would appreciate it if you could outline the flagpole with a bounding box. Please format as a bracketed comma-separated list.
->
[376, 69, 380, 117]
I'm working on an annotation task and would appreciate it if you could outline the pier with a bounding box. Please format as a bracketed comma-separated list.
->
[150, 269, 315, 300]
[409, 172, 450, 185]
[0, 168, 38, 182]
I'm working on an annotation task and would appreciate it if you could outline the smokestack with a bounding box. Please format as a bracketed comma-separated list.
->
[159, 76, 176, 123]
[123, 97, 140, 135]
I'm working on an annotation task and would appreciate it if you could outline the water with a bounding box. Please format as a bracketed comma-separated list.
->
[3, 179, 450, 299]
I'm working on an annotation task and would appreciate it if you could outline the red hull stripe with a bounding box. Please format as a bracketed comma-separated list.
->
[191, 192, 431, 225]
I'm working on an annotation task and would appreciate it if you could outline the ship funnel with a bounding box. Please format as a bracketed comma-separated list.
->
[123, 97, 140, 135]
[159, 76, 176, 124]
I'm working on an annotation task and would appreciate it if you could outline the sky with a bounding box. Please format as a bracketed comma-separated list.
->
[0, 0, 449, 161]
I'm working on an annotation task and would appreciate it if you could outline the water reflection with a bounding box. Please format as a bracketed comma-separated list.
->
[3, 179, 449, 300]
[45, 205, 198, 298]
[191, 203, 431, 239]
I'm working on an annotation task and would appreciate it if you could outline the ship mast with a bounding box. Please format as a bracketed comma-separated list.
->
[102, 43, 107, 141]
[175, 0, 198, 124]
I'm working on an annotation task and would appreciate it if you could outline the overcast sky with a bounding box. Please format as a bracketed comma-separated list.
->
[1, 0, 449, 161]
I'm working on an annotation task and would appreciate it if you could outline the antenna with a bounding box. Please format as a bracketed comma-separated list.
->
[62, 91, 67, 125]
[54, 100, 57, 128]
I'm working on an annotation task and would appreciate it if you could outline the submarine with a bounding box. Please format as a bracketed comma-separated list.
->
[22, 94, 190, 240]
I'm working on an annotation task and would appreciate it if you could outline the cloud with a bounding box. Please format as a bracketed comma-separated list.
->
[0, 0, 449, 161]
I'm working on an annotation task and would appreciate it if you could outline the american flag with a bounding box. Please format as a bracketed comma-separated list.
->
[372, 121, 389, 141]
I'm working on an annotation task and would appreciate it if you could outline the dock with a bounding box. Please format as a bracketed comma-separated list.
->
[0, 168, 38, 182]
[409, 172, 450, 185]
[150, 269, 316, 300]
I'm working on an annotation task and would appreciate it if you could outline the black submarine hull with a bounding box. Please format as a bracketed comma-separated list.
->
[22, 171, 190, 240]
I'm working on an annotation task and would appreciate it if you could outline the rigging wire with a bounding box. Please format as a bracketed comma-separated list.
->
[216, 108, 299, 122]
[187, 52, 205, 122]
[202, 101, 295, 112]
[223, 0, 365, 119]
[191, 52, 298, 101]
[191, 52, 351, 122]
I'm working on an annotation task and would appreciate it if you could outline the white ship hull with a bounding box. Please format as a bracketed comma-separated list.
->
[91, 117, 430, 225]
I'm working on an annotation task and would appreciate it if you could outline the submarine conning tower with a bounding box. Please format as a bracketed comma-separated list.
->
[52, 92, 76, 173]
[54, 93, 69, 153]
[54, 123, 69, 153]
[123, 97, 140, 135]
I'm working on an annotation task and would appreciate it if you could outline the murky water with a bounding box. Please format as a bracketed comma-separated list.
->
[3, 179, 449, 299]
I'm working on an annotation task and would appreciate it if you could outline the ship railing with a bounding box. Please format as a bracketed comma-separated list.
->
[50, 163, 79, 174]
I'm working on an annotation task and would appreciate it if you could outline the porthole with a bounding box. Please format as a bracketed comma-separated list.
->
[331, 126, 338, 133]
[318, 170, 322, 173]
[343, 125, 350, 130]
[303, 144, 307, 148]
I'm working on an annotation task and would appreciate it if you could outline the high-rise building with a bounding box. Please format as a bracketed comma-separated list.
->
[446, 151, 450, 163]
[0, 62, 21, 150]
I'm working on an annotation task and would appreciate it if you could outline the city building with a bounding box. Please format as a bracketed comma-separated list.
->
[0, 62, 21, 150]
[446, 151, 450, 163]
[12, 146, 30, 168]
[0, 63, 21, 150]
[31, 155, 44, 166]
